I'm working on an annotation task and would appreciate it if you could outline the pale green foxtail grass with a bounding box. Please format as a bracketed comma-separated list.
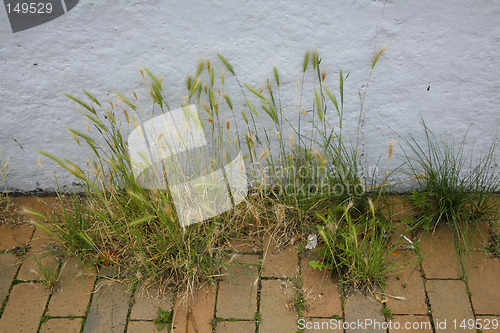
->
[39, 71, 244, 296]
[38, 50, 394, 292]
[194, 51, 392, 245]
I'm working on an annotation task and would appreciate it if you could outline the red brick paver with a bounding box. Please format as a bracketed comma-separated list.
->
[0, 254, 19, 303]
[0, 282, 50, 333]
[171, 285, 216, 333]
[17, 227, 57, 281]
[388, 315, 433, 333]
[130, 284, 173, 320]
[83, 280, 131, 333]
[461, 221, 491, 251]
[426, 280, 475, 333]
[46, 257, 95, 317]
[302, 318, 344, 332]
[420, 224, 462, 279]
[127, 320, 165, 332]
[215, 320, 256, 333]
[385, 250, 427, 315]
[301, 250, 342, 317]
[344, 291, 386, 333]
[474, 316, 500, 332]
[464, 252, 500, 315]
[0, 224, 33, 251]
[216, 254, 259, 320]
[259, 280, 298, 333]
[262, 239, 298, 278]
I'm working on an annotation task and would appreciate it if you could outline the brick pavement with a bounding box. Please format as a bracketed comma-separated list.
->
[0, 197, 498, 332]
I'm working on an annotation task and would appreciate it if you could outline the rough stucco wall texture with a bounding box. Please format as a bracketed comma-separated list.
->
[0, 0, 499, 192]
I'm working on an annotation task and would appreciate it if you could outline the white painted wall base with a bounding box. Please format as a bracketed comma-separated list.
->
[0, 1, 499, 192]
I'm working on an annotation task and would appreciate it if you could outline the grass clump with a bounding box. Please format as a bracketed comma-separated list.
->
[35, 257, 60, 291]
[36, 68, 243, 295]
[314, 201, 399, 291]
[37, 49, 400, 294]
[224, 49, 390, 244]
[400, 120, 500, 249]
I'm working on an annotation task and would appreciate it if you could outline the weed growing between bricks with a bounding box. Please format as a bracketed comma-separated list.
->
[3, 245, 28, 258]
[399, 121, 500, 252]
[123, 280, 139, 332]
[28, 50, 499, 308]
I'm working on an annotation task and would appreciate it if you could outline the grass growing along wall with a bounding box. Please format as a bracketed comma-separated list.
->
[399, 120, 500, 251]
[34, 50, 393, 294]
[31, 49, 500, 294]
[314, 200, 402, 291]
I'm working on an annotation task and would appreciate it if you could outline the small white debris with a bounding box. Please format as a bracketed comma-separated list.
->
[401, 234, 415, 250]
[402, 235, 413, 244]
[305, 234, 317, 250]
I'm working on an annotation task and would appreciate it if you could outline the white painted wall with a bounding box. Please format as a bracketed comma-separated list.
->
[1, 0, 499, 192]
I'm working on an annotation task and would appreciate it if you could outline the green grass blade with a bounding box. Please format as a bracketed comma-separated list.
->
[217, 54, 235, 75]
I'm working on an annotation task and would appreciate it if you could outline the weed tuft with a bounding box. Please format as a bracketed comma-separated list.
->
[35, 257, 60, 291]
[315, 204, 399, 291]
[400, 119, 500, 250]
[153, 306, 173, 331]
